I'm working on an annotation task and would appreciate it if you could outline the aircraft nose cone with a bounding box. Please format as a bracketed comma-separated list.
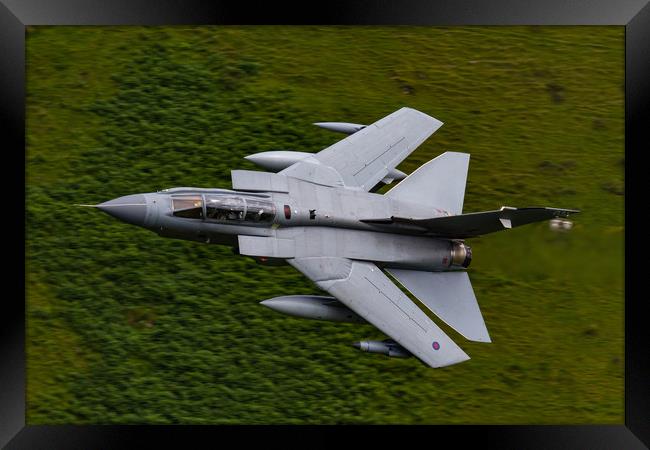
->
[98, 194, 148, 227]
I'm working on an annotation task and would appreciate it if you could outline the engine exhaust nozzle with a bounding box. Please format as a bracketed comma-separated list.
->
[451, 242, 472, 268]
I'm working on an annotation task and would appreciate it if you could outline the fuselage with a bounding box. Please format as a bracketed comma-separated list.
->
[101, 182, 472, 271]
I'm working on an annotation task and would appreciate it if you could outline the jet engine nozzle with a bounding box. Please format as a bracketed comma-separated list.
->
[352, 339, 412, 358]
[451, 242, 472, 268]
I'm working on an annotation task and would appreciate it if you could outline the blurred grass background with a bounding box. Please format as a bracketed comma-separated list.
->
[26, 26, 624, 424]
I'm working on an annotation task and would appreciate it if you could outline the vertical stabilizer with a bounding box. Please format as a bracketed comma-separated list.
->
[387, 152, 469, 215]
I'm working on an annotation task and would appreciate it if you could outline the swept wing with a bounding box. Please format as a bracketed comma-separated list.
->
[280, 107, 442, 191]
[289, 256, 470, 368]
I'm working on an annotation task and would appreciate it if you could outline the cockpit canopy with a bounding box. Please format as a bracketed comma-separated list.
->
[171, 194, 276, 223]
[171, 196, 203, 219]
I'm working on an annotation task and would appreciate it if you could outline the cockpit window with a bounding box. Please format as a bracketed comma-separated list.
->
[172, 195, 203, 219]
[205, 196, 245, 221]
[205, 195, 276, 223]
[244, 198, 276, 222]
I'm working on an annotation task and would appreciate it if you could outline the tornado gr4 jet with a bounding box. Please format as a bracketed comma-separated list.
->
[86, 107, 579, 368]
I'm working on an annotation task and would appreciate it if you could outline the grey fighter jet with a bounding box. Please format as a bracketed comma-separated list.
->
[86, 107, 579, 368]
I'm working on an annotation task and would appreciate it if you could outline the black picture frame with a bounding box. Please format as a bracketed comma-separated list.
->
[3, 0, 648, 448]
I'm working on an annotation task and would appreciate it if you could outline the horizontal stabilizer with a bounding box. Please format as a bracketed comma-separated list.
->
[365, 207, 580, 238]
[387, 152, 470, 215]
[387, 269, 490, 343]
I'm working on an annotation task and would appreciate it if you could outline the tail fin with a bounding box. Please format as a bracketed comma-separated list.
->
[387, 152, 469, 215]
[387, 269, 491, 343]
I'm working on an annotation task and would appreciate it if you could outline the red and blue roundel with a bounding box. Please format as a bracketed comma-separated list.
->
[432, 341, 440, 351]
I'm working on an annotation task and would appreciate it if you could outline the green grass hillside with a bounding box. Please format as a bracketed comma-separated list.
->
[26, 26, 624, 424]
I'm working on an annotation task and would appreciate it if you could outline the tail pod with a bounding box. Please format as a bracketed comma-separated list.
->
[387, 152, 470, 215]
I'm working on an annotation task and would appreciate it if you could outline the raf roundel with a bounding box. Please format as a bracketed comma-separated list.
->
[432, 341, 441, 351]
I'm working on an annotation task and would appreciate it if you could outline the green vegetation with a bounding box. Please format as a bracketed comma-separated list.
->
[26, 26, 624, 424]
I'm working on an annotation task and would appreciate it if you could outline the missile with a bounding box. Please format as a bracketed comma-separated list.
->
[260, 295, 366, 324]
[352, 339, 412, 358]
[313, 122, 367, 134]
[245, 150, 407, 182]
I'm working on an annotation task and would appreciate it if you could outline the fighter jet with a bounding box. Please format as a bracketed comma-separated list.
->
[86, 107, 579, 368]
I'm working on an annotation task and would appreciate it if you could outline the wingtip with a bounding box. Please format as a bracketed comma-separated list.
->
[448, 350, 472, 366]
[428, 352, 471, 368]
[410, 107, 444, 128]
[420, 343, 472, 368]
